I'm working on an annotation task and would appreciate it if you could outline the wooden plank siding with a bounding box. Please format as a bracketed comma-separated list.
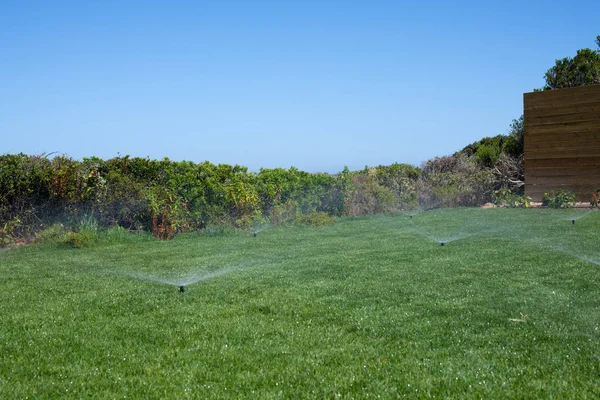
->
[523, 84, 600, 201]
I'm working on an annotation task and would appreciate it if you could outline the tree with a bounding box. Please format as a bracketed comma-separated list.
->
[542, 35, 600, 90]
[504, 115, 524, 158]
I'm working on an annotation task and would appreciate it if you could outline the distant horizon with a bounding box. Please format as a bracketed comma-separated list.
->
[2, 1, 598, 172]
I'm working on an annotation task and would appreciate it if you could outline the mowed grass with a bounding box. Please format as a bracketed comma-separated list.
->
[1, 208, 600, 399]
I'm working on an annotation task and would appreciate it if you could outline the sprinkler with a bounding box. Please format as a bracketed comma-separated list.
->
[179, 286, 185, 293]
[440, 242, 445, 246]
[572, 219, 575, 225]
[253, 232, 257, 237]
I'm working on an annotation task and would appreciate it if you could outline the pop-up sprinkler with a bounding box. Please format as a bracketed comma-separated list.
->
[179, 286, 185, 293]
[253, 232, 257, 237]
[572, 219, 575, 225]
[440, 242, 445, 246]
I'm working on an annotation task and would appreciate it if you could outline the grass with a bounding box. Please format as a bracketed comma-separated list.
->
[1, 208, 600, 398]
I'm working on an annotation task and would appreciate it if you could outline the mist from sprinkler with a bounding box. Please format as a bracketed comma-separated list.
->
[407, 215, 499, 247]
[410, 229, 473, 246]
[251, 222, 273, 237]
[551, 246, 600, 266]
[568, 209, 598, 224]
[407, 210, 424, 219]
[545, 209, 597, 225]
[121, 268, 238, 292]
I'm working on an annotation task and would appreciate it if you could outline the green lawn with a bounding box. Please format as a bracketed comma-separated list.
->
[1, 208, 600, 399]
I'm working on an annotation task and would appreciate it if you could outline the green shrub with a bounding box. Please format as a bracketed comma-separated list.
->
[272, 200, 299, 226]
[492, 187, 531, 208]
[101, 226, 130, 242]
[65, 231, 93, 248]
[346, 169, 397, 216]
[296, 212, 335, 226]
[542, 189, 577, 208]
[374, 163, 420, 210]
[420, 155, 494, 208]
[145, 185, 191, 240]
[35, 223, 68, 244]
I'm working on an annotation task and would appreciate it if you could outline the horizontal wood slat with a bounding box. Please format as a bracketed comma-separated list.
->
[524, 102, 600, 118]
[525, 156, 600, 168]
[524, 93, 600, 110]
[526, 120, 600, 135]
[525, 140, 600, 152]
[524, 85, 600, 201]
[525, 184, 598, 194]
[525, 130, 600, 144]
[526, 111, 600, 126]
[525, 166, 600, 176]
[525, 175, 600, 185]
[526, 149, 600, 159]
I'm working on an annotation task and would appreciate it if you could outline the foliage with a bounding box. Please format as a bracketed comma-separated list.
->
[542, 35, 600, 90]
[492, 187, 531, 208]
[374, 163, 420, 210]
[34, 223, 69, 244]
[224, 169, 259, 227]
[504, 116, 525, 158]
[461, 135, 507, 168]
[591, 190, 599, 208]
[272, 199, 299, 226]
[64, 231, 93, 248]
[0, 217, 23, 247]
[542, 189, 577, 208]
[295, 211, 335, 226]
[145, 185, 191, 240]
[493, 152, 524, 192]
[346, 168, 396, 216]
[458, 116, 525, 192]
[420, 154, 494, 208]
[0, 153, 52, 241]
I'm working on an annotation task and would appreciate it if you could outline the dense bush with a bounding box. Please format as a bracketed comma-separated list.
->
[0, 154, 358, 245]
[0, 154, 54, 244]
[543, 189, 577, 208]
[65, 231, 93, 248]
[419, 154, 494, 208]
[458, 116, 525, 193]
[346, 169, 396, 216]
[296, 211, 335, 226]
[0, 151, 503, 247]
[492, 187, 531, 208]
[374, 163, 420, 210]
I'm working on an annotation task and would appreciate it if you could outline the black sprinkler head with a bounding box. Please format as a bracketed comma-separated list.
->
[440, 242, 445, 246]
[572, 220, 575, 225]
[253, 232, 257, 237]
[410, 215, 413, 219]
[179, 286, 185, 293]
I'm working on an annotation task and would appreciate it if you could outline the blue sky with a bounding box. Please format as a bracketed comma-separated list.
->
[1, 1, 598, 172]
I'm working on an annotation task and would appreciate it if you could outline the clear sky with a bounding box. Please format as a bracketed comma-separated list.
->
[1, 1, 598, 172]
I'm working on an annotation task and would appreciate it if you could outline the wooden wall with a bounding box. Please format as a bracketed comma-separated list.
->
[523, 84, 600, 201]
